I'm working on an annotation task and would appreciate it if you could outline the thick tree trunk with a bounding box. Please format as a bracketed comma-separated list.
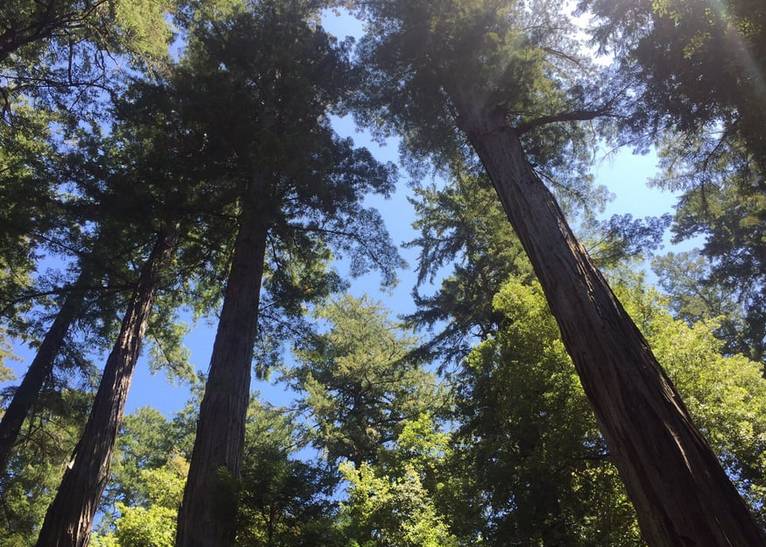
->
[176, 205, 267, 547]
[0, 271, 89, 479]
[35, 232, 174, 547]
[461, 109, 764, 546]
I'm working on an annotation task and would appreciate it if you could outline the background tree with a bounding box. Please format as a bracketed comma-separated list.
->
[287, 296, 443, 467]
[336, 421, 457, 547]
[235, 402, 338, 547]
[405, 171, 534, 366]
[285, 295, 456, 547]
[97, 405, 196, 526]
[0, 388, 91, 545]
[92, 456, 188, 547]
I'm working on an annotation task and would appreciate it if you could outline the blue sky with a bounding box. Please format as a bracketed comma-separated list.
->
[3, 9, 693, 422]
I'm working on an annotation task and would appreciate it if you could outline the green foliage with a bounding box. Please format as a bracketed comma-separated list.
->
[113, 0, 176, 60]
[0, 0, 177, 104]
[288, 295, 444, 465]
[652, 133, 766, 365]
[652, 251, 761, 361]
[185, 5, 400, 281]
[0, 0, 174, 61]
[352, 0, 606, 203]
[452, 273, 766, 543]
[0, 0, 180, 145]
[0, 328, 16, 382]
[236, 402, 338, 546]
[338, 461, 457, 547]
[454, 278, 639, 545]
[6, 5, 403, 541]
[0, 103, 59, 334]
[336, 412, 457, 547]
[88, 401, 197, 543]
[66, 277, 766, 546]
[0, 389, 91, 545]
[111, 505, 177, 547]
[94, 456, 188, 547]
[405, 172, 532, 365]
[584, 0, 766, 366]
[586, 0, 766, 156]
[91, 535, 120, 547]
[101, 407, 189, 515]
[146, 318, 194, 384]
[285, 294, 457, 545]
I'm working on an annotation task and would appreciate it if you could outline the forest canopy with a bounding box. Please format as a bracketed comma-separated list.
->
[0, 0, 765, 546]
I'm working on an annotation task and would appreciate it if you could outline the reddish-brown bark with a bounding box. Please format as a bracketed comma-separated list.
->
[35, 232, 175, 547]
[458, 103, 764, 545]
[175, 205, 267, 547]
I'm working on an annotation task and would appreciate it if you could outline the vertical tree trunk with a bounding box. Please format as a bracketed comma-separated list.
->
[176, 205, 267, 547]
[460, 108, 765, 546]
[0, 271, 89, 479]
[35, 232, 175, 547]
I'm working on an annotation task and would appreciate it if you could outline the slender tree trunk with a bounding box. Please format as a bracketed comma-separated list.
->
[459, 106, 765, 546]
[0, 271, 89, 479]
[35, 232, 175, 547]
[176, 205, 267, 547]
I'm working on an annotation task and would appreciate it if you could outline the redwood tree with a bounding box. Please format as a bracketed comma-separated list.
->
[31, 77, 215, 543]
[352, 1, 764, 544]
[35, 230, 176, 546]
[172, 3, 400, 544]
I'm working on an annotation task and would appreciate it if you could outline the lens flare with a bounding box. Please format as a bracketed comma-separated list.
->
[704, 0, 766, 101]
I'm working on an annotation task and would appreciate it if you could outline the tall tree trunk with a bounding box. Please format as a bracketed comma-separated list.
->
[35, 232, 175, 547]
[459, 106, 764, 546]
[0, 271, 89, 479]
[176, 205, 267, 547]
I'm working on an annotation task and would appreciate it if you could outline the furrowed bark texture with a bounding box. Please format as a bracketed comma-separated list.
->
[176, 206, 267, 547]
[463, 112, 764, 546]
[0, 271, 89, 479]
[35, 233, 174, 547]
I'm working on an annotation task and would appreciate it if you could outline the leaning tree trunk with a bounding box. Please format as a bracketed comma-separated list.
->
[0, 270, 90, 479]
[176, 204, 267, 547]
[35, 232, 175, 547]
[459, 106, 765, 546]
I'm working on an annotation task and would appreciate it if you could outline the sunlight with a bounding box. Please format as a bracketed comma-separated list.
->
[705, 0, 766, 100]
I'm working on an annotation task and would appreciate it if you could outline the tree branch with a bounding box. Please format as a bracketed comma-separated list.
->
[515, 104, 614, 134]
